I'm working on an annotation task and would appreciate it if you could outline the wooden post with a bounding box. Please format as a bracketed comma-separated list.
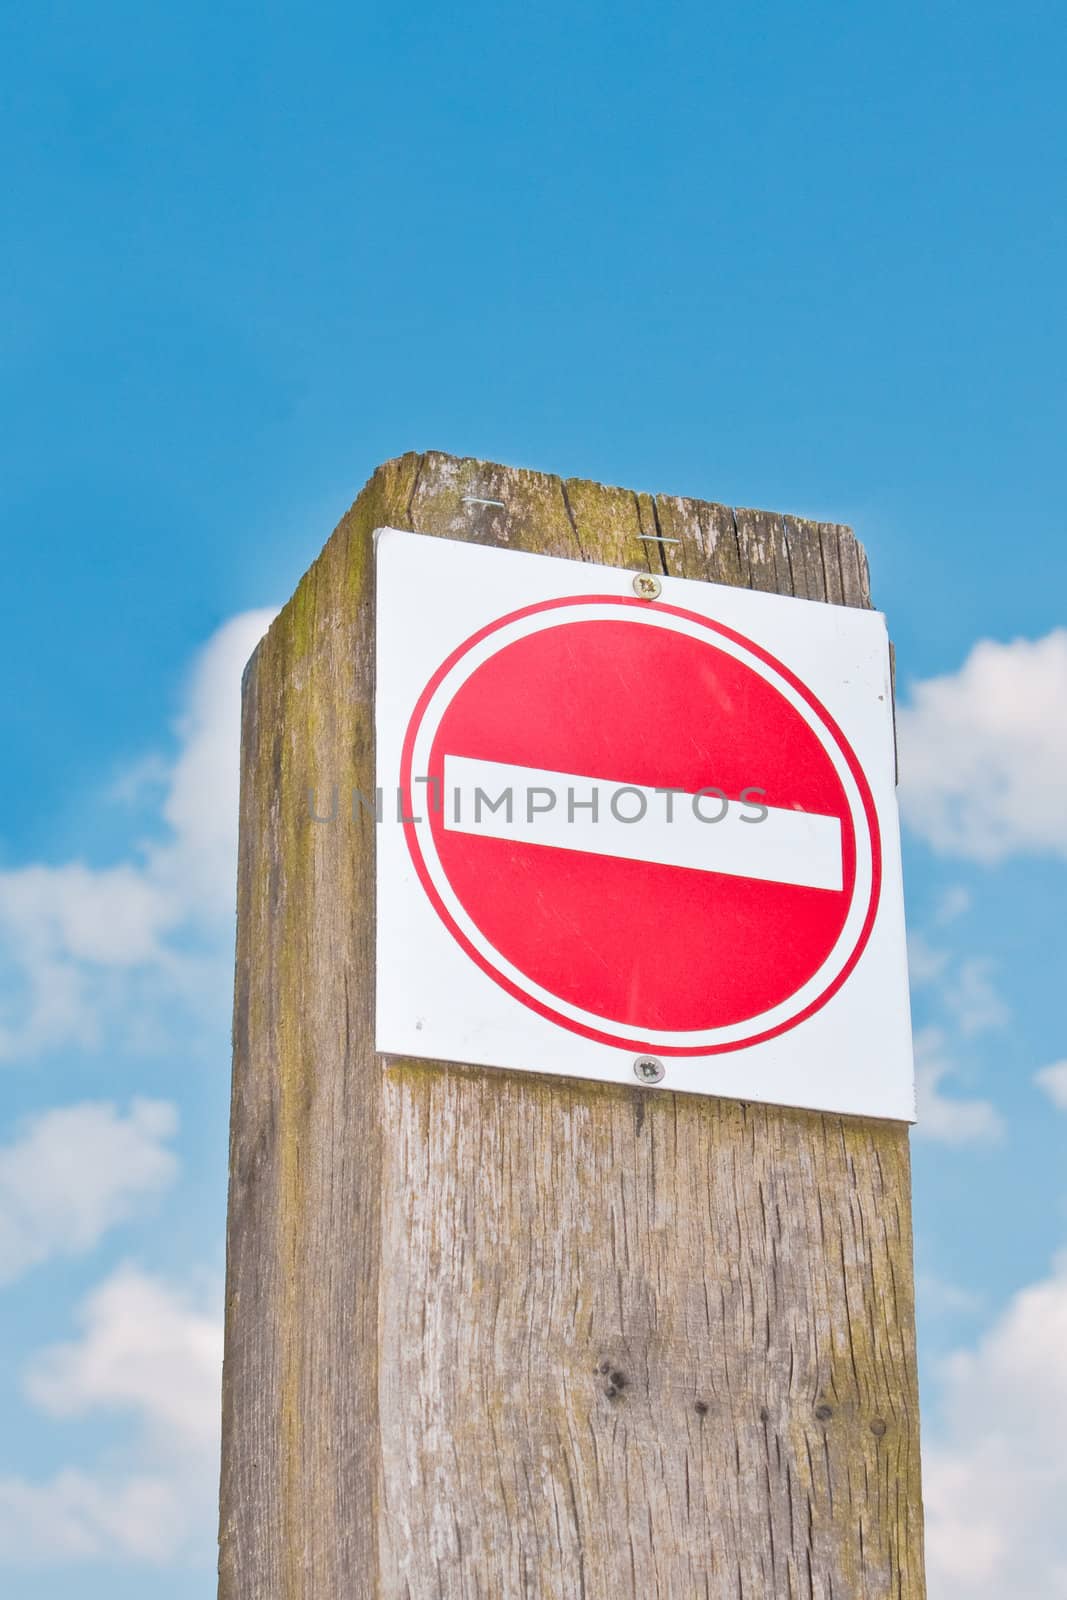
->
[219, 452, 926, 1599]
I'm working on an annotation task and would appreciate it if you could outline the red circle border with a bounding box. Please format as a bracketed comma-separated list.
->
[399, 594, 883, 1056]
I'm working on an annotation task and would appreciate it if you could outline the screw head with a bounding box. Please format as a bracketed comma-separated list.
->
[633, 1055, 665, 1085]
[632, 572, 662, 601]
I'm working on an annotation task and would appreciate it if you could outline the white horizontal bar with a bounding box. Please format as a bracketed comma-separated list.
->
[441, 755, 843, 891]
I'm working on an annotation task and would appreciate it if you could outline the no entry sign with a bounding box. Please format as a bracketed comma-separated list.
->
[375, 530, 913, 1120]
[402, 599, 878, 1054]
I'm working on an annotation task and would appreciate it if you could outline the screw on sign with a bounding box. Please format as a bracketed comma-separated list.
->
[400, 594, 881, 1058]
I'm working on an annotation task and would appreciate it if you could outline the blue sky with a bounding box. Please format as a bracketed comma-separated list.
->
[1, 1, 1065, 1595]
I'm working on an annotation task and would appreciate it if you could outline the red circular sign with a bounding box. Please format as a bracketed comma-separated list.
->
[401, 596, 880, 1055]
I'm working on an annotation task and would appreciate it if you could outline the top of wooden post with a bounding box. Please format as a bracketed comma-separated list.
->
[251, 449, 872, 683]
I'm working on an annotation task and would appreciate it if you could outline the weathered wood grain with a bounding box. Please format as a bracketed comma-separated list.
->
[220, 453, 926, 1599]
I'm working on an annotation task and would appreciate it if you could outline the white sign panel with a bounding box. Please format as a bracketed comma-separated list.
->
[374, 528, 914, 1121]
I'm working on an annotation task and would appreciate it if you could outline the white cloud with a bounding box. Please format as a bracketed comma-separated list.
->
[0, 1470, 190, 1565]
[917, 1273, 984, 1319]
[942, 957, 1009, 1037]
[934, 884, 972, 925]
[914, 1026, 1005, 1144]
[907, 892, 975, 998]
[0, 1265, 222, 1565]
[0, 865, 172, 969]
[907, 920, 1007, 1137]
[27, 1264, 221, 1451]
[1034, 1059, 1067, 1110]
[0, 1099, 178, 1285]
[0, 612, 268, 1563]
[150, 611, 276, 923]
[0, 609, 275, 1062]
[897, 629, 1067, 863]
[909, 931, 950, 986]
[924, 1252, 1067, 1598]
